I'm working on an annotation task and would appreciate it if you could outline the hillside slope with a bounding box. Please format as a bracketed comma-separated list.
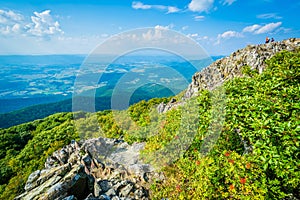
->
[0, 39, 299, 199]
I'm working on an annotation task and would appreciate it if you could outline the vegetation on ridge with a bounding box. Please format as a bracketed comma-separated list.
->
[150, 49, 300, 199]
[0, 49, 299, 199]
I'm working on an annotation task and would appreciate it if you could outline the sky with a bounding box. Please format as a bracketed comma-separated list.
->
[0, 0, 299, 55]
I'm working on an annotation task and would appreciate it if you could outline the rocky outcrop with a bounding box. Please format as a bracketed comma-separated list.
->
[158, 38, 300, 113]
[185, 38, 300, 98]
[16, 138, 164, 200]
[156, 98, 185, 113]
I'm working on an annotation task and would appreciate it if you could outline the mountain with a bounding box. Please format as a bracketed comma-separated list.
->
[0, 38, 299, 200]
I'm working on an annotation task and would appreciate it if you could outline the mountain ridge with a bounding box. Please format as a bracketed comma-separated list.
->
[157, 38, 300, 113]
[1, 38, 299, 199]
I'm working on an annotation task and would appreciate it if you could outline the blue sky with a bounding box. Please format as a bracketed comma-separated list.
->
[0, 0, 299, 55]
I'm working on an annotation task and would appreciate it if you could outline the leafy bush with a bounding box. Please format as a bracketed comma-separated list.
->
[149, 50, 300, 199]
[0, 112, 78, 200]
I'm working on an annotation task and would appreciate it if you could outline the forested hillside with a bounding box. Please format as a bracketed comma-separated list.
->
[0, 84, 173, 128]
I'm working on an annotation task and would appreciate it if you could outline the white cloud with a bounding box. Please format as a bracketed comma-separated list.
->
[243, 24, 261, 33]
[182, 26, 189, 31]
[0, 16, 5, 23]
[0, 26, 10, 35]
[215, 30, 243, 45]
[0, 9, 23, 23]
[0, 24, 22, 35]
[254, 22, 282, 34]
[187, 33, 199, 38]
[243, 22, 282, 34]
[142, 25, 172, 40]
[222, 0, 237, 6]
[167, 6, 181, 14]
[0, 9, 24, 35]
[0, 9, 63, 38]
[26, 10, 63, 37]
[186, 33, 210, 41]
[257, 13, 282, 19]
[188, 0, 214, 12]
[194, 15, 205, 21]
[132, 1, 151, 9]
[142, 24, 174, 40]
[132, 1, 180, 14]
[218, 30, 243, 39]
[155, 25, 170, 30]
[11, 23, 21, 33]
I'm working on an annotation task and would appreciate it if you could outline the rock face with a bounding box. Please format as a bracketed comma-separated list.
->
[156, 98, 185, 114]
[16, 138, 163, 200]
[158, 38, 300, 113]
[185, 38, 300, 98]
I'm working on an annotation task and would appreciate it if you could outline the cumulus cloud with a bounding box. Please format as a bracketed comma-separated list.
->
[132, 1, 180, 14]
[188, 0, 214, 12]
[0, 9, 23, 23]
[11, 23, 21, 32]
[243, 22, 282, 34]
[26, 10, 63, 37]
[222, 0, 237, 6]
[0, 26, 9, 35]
[0, 9, 63, 38]
[0, 24, 22, 35]
[257, 13, 282, 19]
[142, 25, 170, 40]
[0, 9, 24, 35]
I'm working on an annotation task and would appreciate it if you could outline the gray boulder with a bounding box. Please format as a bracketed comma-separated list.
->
[16, 137, 155, 200]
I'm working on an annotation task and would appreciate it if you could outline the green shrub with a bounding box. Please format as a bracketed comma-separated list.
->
[150, 50, 300, 199]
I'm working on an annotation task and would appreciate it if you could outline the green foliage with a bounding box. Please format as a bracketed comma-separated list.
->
[0, 112, 79, 200]
[242, 65, 259, 77]
[76, 97, 170, 143]
[128, 97, 170, 126]
[148, 49, 300, 199]
[150, 50, 300, 199]
[97, 110, 124, 139]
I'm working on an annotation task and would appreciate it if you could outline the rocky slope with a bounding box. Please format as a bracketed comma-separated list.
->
[16, 138, 164, 200]
[158, 38, 300, 113]
[185, 38, 300, 98]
